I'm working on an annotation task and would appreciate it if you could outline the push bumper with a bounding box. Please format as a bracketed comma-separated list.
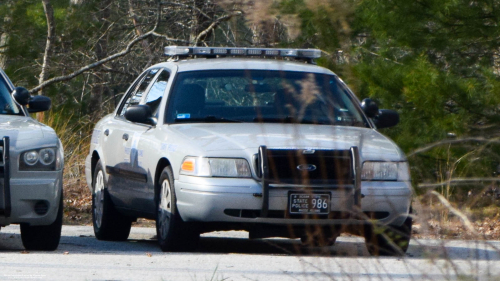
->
[176, 176, 411, 227]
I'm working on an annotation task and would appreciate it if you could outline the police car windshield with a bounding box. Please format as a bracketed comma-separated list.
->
[167, 70, 367, 127]
[0, 76, 20, 115]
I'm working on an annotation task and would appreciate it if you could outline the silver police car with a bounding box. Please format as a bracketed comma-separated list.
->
[85, 46, 412, 255]
[0, 68, 64, 251]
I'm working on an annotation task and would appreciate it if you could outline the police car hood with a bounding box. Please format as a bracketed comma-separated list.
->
[170, 123, 406, 161]
[0, 115, 57, 147]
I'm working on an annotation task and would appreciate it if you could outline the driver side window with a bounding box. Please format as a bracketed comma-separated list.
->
[144, 69, 170, 117]
[119, 68, 160, 116]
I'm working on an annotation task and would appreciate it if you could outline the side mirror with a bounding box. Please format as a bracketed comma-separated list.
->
[12, 87, 30, 106]
[28, 95, 52, 113]
[125, 105, 157, 125]
[360, 98, 379, 118]
[374, 109, 399, 129]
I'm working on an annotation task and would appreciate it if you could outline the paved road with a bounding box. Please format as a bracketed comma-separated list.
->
[0, 225, 499, 281]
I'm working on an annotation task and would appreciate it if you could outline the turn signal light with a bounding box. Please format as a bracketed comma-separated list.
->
[181, 160, 195, 172]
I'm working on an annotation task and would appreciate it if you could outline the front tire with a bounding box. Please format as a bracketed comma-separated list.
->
[156, 166, 199, 252]
[21, 193, 63, 251]
[364, 215, 412, 256]
[92, 160, 131, 241]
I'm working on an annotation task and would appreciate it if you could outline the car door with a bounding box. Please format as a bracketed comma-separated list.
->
[119, 69, 172, 215]
[103, 68, 160, 211]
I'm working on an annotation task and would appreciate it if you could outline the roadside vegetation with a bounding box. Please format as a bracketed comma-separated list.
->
[1, 0, 499, 240]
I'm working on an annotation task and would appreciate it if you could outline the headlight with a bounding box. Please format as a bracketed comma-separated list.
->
[24, 151, 39, 166]
[361, 161, 410, 181]
[180, 157, 252, 178]
[39, 148, 56, 165]
[19, 146, 63, 171]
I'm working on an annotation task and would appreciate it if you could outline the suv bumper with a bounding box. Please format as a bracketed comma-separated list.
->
[176, 175, 411, 227]
[0, 173, 63, 227]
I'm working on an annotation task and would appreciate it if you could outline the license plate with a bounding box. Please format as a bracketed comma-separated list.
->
[288, 193, 330, 215]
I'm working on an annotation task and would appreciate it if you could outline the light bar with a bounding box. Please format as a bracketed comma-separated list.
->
[164, 46, 321, 59]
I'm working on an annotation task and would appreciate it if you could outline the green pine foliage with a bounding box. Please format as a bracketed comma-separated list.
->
[352, 0, 500, 186]
[277, 0, 500, 191]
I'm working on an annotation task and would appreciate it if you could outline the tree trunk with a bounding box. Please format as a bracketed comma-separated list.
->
[39, 0, 56, 96]
[0, 33, 8, 69]
[90, 0, 111, 115]
[128, 0, 154, 68]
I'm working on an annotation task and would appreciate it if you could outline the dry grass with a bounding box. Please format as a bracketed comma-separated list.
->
[42, 111, 93, 225]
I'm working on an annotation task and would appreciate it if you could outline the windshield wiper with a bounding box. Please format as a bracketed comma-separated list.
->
[174, 115, 243, 123]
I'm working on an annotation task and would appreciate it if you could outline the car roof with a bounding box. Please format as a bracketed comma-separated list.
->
[151, 58, 336, 75]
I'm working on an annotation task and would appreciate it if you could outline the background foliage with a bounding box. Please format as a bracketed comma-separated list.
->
[1, 0, 499, 221]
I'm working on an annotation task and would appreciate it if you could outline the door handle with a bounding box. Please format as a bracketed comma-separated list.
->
[122, 133, 129, 141]
[104, 129, 109, 136]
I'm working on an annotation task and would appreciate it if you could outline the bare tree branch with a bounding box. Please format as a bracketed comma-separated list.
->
[29, 31, 155, 94]
[192, 11, 242, 46]
[151, 32, 190, 43]
[39, 0, 56, 96]
[162, 1, 212, 21]
[358, 47, 404, 65]
[431, 191, 479, 236]
[407, 137, 500, 157]
[419, 177, 500, 188]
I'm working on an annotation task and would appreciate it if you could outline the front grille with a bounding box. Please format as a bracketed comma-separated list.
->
[259, 149, 353, 185]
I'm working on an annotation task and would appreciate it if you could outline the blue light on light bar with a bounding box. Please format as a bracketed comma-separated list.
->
[247, 49, 262, 56]
[230, 48, 246, 55]
[213, 48, 227, 55]
[264, 49, 279, 56]
[164, 46, 321, 59]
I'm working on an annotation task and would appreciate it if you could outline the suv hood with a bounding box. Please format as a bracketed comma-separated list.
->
[169, 123, 406, 161]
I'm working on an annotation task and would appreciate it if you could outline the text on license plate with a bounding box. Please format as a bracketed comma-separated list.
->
[289, 193, 330, 215]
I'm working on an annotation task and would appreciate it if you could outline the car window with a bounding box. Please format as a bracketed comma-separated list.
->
[0, 75, 20, 115]
[119, 68, 160, 116]
[143, 69, 170, 117]
[166, 70, 367, 127]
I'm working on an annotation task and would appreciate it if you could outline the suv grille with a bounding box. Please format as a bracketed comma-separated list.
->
[259, 149, 353, 185]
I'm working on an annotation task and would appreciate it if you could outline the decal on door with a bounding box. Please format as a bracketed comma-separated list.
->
[129, 132, 144, 167]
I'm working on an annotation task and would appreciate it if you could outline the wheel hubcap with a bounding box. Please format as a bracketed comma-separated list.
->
[158, 179, 172, 240]
[94, 170, 105, 228]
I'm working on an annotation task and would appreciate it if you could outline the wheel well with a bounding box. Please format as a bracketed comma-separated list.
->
[91, 151, 100, 186]
[154, 158, 171, 198]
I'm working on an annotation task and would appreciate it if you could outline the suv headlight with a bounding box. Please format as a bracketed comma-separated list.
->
[361, 161, 410, 181]
[180, 157, 251, 178]
[19, 145, 63, 171]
